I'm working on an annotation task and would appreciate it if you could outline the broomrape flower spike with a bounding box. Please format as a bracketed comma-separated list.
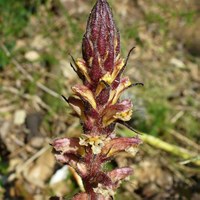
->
[51, 0, 142, 199]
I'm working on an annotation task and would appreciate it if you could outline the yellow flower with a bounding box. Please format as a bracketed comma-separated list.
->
[108, 77, 131, 105]
[113, 109, 133, 121]
[102, 99, 133, 127]
[72, 85, 97, 109]
[76, 58, 91, 83]
[95, 58, 124, 97]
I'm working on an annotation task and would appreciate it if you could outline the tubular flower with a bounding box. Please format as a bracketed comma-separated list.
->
[51, 0, 142, 199]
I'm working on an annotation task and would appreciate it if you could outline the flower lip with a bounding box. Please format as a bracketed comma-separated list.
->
[107, 167, 133, 184]
[102, 99, 133, 127]
[101, 137, 141, 158]
[79, 134, 110, 155]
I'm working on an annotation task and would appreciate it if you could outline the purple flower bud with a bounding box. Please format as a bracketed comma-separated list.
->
[82, 0, 120, 83]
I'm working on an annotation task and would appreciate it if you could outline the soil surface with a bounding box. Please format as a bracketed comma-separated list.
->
[0, 0, 200, 199]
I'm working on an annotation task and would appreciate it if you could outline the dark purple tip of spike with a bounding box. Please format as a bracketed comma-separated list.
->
[82, 0, 120, 83]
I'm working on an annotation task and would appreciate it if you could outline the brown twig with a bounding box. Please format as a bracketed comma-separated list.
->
[8, 145, 50, 181]
[1, 44, 60, 99]
[122, 128, 200, 166]
[169, 129, 200, 152]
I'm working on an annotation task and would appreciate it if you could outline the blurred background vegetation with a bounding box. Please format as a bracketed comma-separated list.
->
[0, 0, 200, 199]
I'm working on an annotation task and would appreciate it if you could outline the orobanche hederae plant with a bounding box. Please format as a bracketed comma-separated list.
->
[51, 0, 142, 199]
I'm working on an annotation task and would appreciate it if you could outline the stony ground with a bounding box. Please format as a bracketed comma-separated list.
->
[0, 0, 200, 199]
